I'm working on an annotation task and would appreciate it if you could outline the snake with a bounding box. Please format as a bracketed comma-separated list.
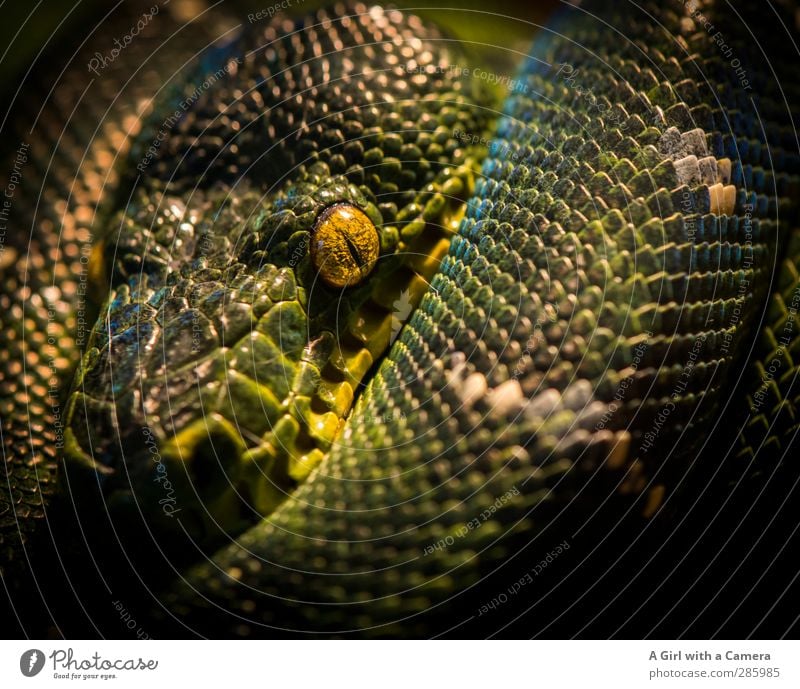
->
[1, 0, 798, 638]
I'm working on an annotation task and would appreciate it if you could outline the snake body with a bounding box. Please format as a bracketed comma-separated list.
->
[1, 0, 798, 637]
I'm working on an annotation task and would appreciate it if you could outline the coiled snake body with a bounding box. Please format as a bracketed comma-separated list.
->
[1, 0, 798, 637]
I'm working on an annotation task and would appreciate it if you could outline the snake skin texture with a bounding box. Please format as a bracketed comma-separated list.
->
[0, 4, 228, 570]
[1, 0, 799, 637]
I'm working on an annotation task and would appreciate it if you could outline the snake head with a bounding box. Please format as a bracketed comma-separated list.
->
[60, 4, 491, 558]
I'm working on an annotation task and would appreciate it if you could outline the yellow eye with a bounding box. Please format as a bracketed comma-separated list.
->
[310, 203, 380, 288]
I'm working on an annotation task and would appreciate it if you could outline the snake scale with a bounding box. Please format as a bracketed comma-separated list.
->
[1, 0, 798, 637]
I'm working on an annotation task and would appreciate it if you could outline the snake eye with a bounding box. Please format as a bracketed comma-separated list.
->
[310, 203, 380, 288]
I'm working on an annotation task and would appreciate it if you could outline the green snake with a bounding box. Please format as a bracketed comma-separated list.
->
[1, 0, 799, 637]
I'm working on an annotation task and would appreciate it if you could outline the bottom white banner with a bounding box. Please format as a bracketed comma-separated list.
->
[1, 641, 797, 687]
